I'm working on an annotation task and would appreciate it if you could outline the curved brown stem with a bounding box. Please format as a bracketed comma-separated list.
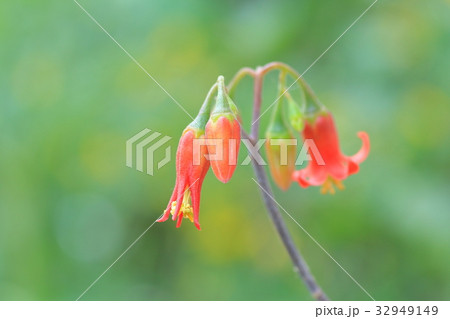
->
[260, 62, 325, 110]
[231, 64, 330, 301]
[251, 156, 329, 301]
[227, 67, 255, 98]
[250, 67, 264, 141]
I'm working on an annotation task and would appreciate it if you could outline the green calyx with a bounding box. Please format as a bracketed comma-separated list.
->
[183, 126, 205, 138]
[266, 95, 292, 140]
[266, 72, 293, 139]
[188, 112, 209, 134]
[188, 82, 219, 132]
[301, 83, 328, 124]
[209, 112, 235, 124]
[303, 109, 329, 126]
[209, 75, 240, 123]
[285, 93, 304, 132]
[302, 101, 329, 126]
[226, 95, 240, 120]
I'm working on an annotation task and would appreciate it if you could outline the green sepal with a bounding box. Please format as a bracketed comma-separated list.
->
[285, 94, 304, 132]
[188, 111, 209, 135]
[226, 95, 241, 120]
[209, 112, 235, 124]
[187, 81, 219, 133]
[301, 83, 328, 125]
[208, 75, 241, 124]
[266, 95, 293, 140]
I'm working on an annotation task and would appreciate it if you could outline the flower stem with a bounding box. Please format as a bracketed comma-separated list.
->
[240, 64, 330, 301]
[261, 62, 326, 113]
[250, 68, 264, 141]
[251, 157, 329, 301]
[189, 83, 218, 131]
[227, 67, 255, 98]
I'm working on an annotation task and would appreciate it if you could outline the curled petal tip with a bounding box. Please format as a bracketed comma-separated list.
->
[292, 170, 311, 188]
[194, 222, 201, 231]
[298, 181, 310, 189]
[350, 131, 370, 164]
[347, 160, 360, 176]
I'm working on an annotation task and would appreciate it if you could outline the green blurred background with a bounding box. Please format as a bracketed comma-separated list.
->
[1, 0, 449, 300]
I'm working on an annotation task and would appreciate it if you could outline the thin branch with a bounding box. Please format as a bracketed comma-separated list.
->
[227, 67, 255, 98]
[250, 161, 329, 301]
[244, 66, 330, 301]
[250, 68, 263, 141]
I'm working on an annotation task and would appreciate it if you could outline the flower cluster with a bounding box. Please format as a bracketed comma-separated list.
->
[157, 77, 240, 230]
[265, 75, 370, 194]
[159, 65, 370, 230]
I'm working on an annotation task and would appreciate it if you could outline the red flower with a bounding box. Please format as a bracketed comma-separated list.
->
[205, 76, 241, 183]
[205, 115, 240, 183]
[157, 128, 209, 230]
[292, 112, 370, 194]
[265, 137, 296, 190]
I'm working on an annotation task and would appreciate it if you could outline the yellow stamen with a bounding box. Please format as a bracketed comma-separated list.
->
[334, 179, 345, 191]
[170, 189, 194, 222]
[320, 176, 345, 195]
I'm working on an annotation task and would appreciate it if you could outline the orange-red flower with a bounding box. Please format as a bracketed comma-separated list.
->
[266, 137, 296, 190]
[265, 94, 296, 191]
[205, 115, 240, 183]
[157, 127, 209, 230]
[292, 112, 370, 194]
[205, 76, 241, 183]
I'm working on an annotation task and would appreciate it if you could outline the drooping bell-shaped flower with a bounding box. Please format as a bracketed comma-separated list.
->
[157, 127, 209, 230]
[205, 76, 241, 183]
[158, 85, 217, 230]
[292, 111, 370, 194]
[265, 90, 297, 190]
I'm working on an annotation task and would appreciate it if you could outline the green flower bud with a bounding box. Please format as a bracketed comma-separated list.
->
[286, 94, 304, 132]
[265, 96, 296, 190]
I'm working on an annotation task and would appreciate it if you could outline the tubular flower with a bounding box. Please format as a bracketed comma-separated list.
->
[157, 127, 210, 230]
[265, 90, 297, 191]
[158, 81, 219, 230]
[292, 112, 370, 194]
[266, 135, 296, 190]
[205, 76, 241, 183]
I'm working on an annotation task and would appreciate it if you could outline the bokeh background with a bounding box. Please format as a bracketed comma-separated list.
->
[1, 0, 449, 300]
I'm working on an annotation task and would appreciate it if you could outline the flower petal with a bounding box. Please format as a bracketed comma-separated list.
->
[349, 131, 370, 164]
[347, 160, 360, 176]
[171, 181, 186, 221]
[190, 184, 202, 231]
[158, 180, 180, 223]
[176, 212, 184, 228]
[327, 158, 349, 180]
[292, 170, 311, 188]
[293, 168, 328, 187]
